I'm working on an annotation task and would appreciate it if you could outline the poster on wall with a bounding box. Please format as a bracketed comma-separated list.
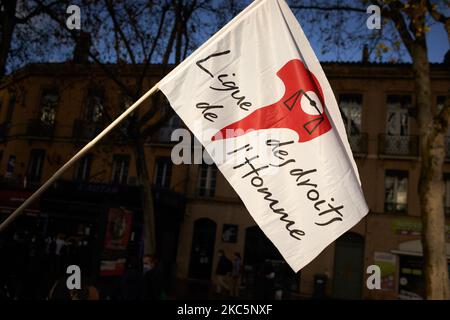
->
[100, 208, 133, 276]
[222, 224, 238, 243]
[104, 207, 133, 250]
[374, 251, 396, 291]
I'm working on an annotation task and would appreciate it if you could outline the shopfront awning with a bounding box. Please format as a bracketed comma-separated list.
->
[391, 240, 450, 258]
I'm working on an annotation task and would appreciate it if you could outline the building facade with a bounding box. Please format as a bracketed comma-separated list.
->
[0, 61, 449, 299]
[174, 62, 450, 300]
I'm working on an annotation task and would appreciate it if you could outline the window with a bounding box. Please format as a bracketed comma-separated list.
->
[154, 157, 172, 188]
[154, 114, 183, 142]
[85, 88, 105, 123]
[437, 95, 446, 113]
[384, 95, 415, 156]
[111, 154, 130, 184]
[386, 95, 412, 136]
[27, 149, 45, 184]
[384, 170, 408, 213]
[197, 164, 217, 197]
[40, 89, 58, 125]
[118, 94, 134, 135]
[339, 94, 362, 136]
[74, 154, 92, 182]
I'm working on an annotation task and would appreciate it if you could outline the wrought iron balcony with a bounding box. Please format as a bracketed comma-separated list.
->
[384, 202, 407, 214]
[348, 132, 368, 155]
[378, 134, 419, 157]
[26, 119, 55, 138]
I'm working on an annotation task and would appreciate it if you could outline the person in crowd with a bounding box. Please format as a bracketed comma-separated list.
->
[142, 254, 163, 299]
[48, 276, 99, 300]
[53, 233, 67, 276]
[230, 252, 242, 298]
[215, 250, 232, 296]
[120, 256, 143, 300]
[261, 260, 275, 300]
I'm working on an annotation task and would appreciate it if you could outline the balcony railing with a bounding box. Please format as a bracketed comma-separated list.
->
[348, 133, 368, 155]
[150, 125, 181, 144]
[72, 119, 102, 141]
[26, 119, 55, 138]
[378, 134, 419, 157]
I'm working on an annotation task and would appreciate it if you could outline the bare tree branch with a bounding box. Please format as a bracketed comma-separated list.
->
[105, 0, 137, 65]
[290, 4, 366, 13]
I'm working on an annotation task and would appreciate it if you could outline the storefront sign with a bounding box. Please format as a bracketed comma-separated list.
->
[104, 208, 133, 250]
[392, 218, 450, 239]
[373, 251, 396, 291]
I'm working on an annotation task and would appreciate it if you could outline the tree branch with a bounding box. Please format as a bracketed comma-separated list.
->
[140, 103, 174, 138]
[136, 4, 169, 96]
[290, 4, 366, 14]
[425, 0, 450, 41]
[426, 0, 449, 25]
[35, 0, 133, 97]
[14, 0, 61, 24]
[375, 0, 415, 55]
[105, 0, 137, 65]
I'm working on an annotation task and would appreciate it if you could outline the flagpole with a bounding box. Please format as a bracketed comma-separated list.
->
[0, 82, 160, 233]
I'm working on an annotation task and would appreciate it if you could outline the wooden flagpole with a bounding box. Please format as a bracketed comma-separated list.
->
[0, 82, 160, 232]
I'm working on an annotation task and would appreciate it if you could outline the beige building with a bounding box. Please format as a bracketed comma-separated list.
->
[174, 62, 450, 300]
[0, 61, 449, 299]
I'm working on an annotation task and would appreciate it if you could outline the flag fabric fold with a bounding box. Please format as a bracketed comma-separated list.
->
[159, 0, 368, 272]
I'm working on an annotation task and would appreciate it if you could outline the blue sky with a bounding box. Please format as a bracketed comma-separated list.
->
[299, 9, 449, 63]
[307, 21, 449, 63]
[426, 23, 449, 63]
[7, 0, 449, 74]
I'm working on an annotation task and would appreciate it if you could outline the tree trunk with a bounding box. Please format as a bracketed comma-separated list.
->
[415, 40, 450, 300]
[0, 0, 17, 77]
[134, 137, 156, 255]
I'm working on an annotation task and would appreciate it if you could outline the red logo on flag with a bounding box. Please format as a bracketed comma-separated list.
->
[212, 60, 332, 142]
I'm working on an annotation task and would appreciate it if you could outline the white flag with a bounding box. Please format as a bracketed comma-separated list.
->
[159, 0, 368, 271]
